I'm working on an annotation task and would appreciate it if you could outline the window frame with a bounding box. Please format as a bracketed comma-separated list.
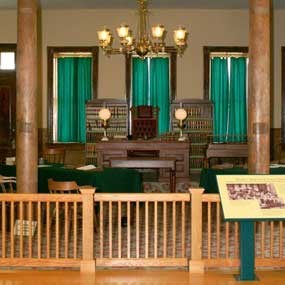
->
[203, 46, 248, 100]
[47, 46, 99, 143]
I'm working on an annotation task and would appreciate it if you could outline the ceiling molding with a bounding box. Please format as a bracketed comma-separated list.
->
[1, 0, 285, 10]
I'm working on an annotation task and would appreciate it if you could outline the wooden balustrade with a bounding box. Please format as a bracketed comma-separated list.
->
[1, 188, 285, 271]
[93, 192, 191, 267]
[0, 188, 94, 270]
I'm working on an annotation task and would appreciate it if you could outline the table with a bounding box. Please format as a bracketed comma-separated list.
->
[110, 157, 176, 192]
[95, 140, 190, 182]
[200, 166, 285, 193]
[0, 165, 142, 194]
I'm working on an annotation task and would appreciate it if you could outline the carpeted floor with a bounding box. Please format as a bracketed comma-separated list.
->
[143, 181, 199, 193]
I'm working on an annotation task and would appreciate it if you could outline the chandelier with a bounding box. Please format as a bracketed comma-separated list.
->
[97, 0, 188, 58]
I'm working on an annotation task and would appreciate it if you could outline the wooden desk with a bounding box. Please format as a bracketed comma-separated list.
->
[96, 140, 190, 182]
[206, 143, 248, 167]
[110, 157, 176, 192]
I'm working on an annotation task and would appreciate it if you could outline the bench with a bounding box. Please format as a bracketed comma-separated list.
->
[109, 157, 176, 192]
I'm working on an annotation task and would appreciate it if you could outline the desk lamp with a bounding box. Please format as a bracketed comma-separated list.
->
[175, 108, 187, 141]
[99, 108, 111, 141]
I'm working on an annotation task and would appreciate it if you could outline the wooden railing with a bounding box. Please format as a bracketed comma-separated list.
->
[199, 193, 285, 271]
[1, 188, 285, 272]
[94, 192, 191, 268]
[0, 188, 95, 272]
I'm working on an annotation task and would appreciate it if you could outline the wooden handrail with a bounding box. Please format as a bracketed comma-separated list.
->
[94, 193, 190, 202]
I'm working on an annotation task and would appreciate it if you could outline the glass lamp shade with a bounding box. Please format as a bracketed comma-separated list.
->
[175, 108, 187, 121]
[97, 28, 111, 41]
[117, 24, 129, 38]
[174, 27, 187, 45]
[151, 25, 165, 39]
[99, 108, 111, 121]
[125, 36, 134, 46]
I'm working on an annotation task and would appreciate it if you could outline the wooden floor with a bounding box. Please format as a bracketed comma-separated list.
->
[0, 270, 284, 285]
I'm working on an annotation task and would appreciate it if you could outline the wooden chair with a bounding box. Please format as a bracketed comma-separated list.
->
[0, 175, 16, 193]
[47, 179, 80, 236]
[43, 148, 66, 164]
[131, 105, 159, 139]
[47, 179, 97, 232]
[48, 179, 79, 194]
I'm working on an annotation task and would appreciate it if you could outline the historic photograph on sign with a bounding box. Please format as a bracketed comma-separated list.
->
[216, 175, 285, 220]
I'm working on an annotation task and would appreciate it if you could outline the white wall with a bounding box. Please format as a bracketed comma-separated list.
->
[0, 8, 283, 128]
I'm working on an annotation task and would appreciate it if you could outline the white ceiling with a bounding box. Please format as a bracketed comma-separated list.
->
[0, 0, 285, 10]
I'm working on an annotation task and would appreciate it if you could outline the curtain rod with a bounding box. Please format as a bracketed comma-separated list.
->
[210, 52, 248, 58]
[54, 52, 92, 58]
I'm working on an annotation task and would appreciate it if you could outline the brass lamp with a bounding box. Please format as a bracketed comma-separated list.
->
[98, 108, 111, 141]
[175, 108, 187, 141]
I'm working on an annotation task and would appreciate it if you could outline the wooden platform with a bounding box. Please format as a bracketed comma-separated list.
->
[0, 270, 284, 285]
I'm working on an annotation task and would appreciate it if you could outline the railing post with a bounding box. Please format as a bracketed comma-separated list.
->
[189, 188, 205, 273]
[80, 187, 96, 273]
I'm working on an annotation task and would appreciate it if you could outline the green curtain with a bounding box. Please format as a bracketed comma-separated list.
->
[210, 57, 229, 143]
[132, 57, 148, 106]
[57, 57, 92, 142]
[132, 56, 170, 135]
[150, 57, 170, 134]
[228, 57, 247, 142]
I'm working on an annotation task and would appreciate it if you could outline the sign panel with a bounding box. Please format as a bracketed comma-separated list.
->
[217, 175, 285, 220]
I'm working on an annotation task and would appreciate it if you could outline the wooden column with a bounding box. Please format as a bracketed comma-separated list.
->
[248, 0, 271, 174]
[16, 0, 38, 193]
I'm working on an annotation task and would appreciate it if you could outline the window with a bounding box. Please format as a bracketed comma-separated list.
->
[0, 52, 15, 70]
[0, 44, 16, 149]
[47, 47, 98, 143]
[131, 54, 170, 134]
[126, 49, 177, 135]
[204, 47, 248, 143]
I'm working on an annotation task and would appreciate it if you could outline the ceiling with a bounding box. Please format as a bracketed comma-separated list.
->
[1, 0, 285, 10]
